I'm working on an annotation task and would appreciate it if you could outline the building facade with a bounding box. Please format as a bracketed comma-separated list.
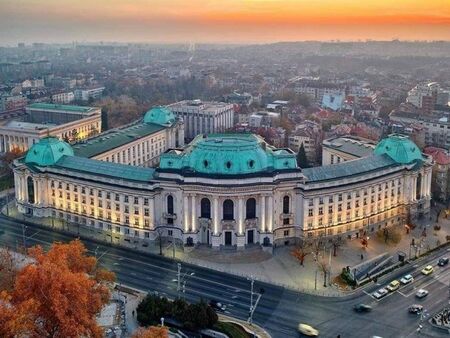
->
[13, 133, 431, 250]
[0, 103, 101, 153]
[423, 147, 450, 202]
[167, 100, 234, 140]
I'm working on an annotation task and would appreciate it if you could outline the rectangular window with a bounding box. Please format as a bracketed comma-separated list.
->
[144, 198, 149, 206]
[134, 197, 139, 204]
[318, 207, 323, 215]
[124, 195, 129, 203]
[115, 194, 120, 202]
[308, 209, 313, 217]
[283, 230, 289, 237]
[168, 230, 173, 237]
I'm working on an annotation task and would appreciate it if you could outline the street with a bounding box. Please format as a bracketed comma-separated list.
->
[0, 214, 449, 338]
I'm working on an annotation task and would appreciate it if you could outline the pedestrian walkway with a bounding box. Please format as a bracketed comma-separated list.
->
[217, 313, 271, 338]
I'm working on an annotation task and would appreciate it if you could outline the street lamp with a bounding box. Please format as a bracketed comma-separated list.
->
[176, 263, 195, 299]
[21, 224, 27, 249]
[247, 276, 255, 325]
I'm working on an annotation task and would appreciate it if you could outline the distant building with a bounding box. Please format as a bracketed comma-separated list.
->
[0, 94, 27, 112]
[74, 86, 105, 101]
[390, 109, 450, 149]
[167, 99, 234, 140]
[406, 82, 439, 114]
[22, 78, 45, 89]
[322, 136, 376, 165]
[0, 103, 102, 153]
[289, 130, 317, 164]
[51, 91, 75, 104]
[248, 111, 280, 128]
[225, 92, 253, 106]
[423, 147, 450, 201]
[290, 77, 344, 103]
[322, 93, 344, 111]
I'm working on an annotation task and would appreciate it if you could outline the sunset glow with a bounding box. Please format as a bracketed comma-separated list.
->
[1, 0, 449, 44]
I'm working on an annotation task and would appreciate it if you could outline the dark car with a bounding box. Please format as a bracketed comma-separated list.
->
[438, 257, 449, 266]
[209, 300, 226, 312]
[353, 304, 372, 313]
[409, 304, 423, 314]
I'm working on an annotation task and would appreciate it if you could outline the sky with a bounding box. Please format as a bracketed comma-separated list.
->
[0, 0, 449, 45]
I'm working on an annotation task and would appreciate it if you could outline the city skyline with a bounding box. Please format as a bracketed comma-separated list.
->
[1, 0, 450, 45]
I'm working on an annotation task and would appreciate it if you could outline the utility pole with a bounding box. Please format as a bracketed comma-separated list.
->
[249, 276, 254, 325]
[22, 224, 27, 249]
[177, 263, 181, 296]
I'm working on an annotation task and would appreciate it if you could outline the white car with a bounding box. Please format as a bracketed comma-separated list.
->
[400, 274, 414, 285]
[415, 289, 429, 299]
[373, 288, 388, 299]
[298, 323, 319, 336]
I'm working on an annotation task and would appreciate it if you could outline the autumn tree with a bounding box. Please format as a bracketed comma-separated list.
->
[0, 240, 115, 338]
[291, 242, 310, 266]
[132, 326, 168, 338]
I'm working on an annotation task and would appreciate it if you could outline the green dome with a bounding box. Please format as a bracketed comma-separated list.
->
[144, 107, 176, 126]
[159, 134, 297, 175]
[25, 137, 74, 166]
[374, 134, 423, 164]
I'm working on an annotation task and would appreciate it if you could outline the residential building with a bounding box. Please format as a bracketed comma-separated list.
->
[51, 91, 75, 104]
[423, 147, 450, 201]
[74, 86, 105, 101]
[406, 82, 439, 114]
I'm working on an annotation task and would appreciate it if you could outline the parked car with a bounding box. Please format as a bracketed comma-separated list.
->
[408, 304, 424, 314]
[438, 257, 449, 266]
[353, 304, 372, 313]
[400, 274, 414, 284]
[387, 280, 400, 292]
[421, 265, 433, 275]
[209, 300, 226, 312]
[415, 289, 429, 299]
[373, 288, 388, 299]
[298, 323, 319, 337]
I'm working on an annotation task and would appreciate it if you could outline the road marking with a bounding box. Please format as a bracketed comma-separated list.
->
[97, 249, 109, 261]
[27, 230, 41, 239]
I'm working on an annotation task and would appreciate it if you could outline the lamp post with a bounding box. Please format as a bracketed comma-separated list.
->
[176, 263, 195, 299]
[21, 224, 27, 249]
[247, 276, 255, 325]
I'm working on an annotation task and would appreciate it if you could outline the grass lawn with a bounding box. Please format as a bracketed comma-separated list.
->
[214, 321, 252, 338]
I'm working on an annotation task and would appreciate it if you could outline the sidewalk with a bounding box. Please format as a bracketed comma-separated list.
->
[4, 201, 450, 295]
[217, 313, 271, 338]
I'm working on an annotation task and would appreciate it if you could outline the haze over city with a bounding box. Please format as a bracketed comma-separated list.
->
[1, 0, 450, 45]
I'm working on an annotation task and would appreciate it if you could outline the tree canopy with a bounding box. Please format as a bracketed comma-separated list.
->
[0, 240, 115, 338]
[296, 143, 310, 168]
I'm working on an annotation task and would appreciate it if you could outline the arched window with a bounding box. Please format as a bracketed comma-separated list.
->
[283, 196, 290, 214]
[223, 199, 234, 220]
[167, 195, 174, 214]
[201, 198, 211, 219]
[416, 174, 422, 200]
[27, 177, 35, 204]
[246, 198, 256, 219]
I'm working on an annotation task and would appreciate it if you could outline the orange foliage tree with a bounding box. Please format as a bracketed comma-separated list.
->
[0, 240, 115, 338]
[131, 326, 169, 338]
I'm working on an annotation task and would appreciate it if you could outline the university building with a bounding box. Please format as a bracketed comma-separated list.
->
[13, 123, 431, 250]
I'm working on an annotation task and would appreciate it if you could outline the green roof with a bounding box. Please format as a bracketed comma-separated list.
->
[159, 133, 297, 175]
[374, 134, 423, 164]
[27, 103, 96, 113]
[73, 122, 165, 158]
[144, 107, 176, 126]
[25, 137, 74, 166]
[302, 154, 399, 183]
[53, 156, 155, 182]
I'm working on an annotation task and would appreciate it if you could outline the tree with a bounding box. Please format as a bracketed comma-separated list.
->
[0, 247, 18, 291]
[101, 108, 109, 131]
[291, 244, 309, 266]
[0, 240, 115, 338]
[131, 326, 168, 338]
[296, 143, 310, 168]
[318, 258, 329, 287]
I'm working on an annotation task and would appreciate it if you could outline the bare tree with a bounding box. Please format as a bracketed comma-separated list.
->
[317, 258, 329, 287]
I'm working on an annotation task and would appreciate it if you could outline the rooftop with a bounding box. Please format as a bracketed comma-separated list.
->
[53, 155, 155, 182]
[323, 136, 376, 158]
[4, 121, 57, 130]
[73, 122, 165, 158]
[159, 133, 298, 176]
[302, 154, 399, 183]
[27, 103, 99, 114]
[374, 134, 423, 164]
[25, 137, 74, 166]
[423, 147, 450, 165]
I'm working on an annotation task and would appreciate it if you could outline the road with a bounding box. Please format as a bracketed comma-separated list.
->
[0, 213, 449, 338]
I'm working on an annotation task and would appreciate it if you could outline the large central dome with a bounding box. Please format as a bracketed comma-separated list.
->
[374, 134, 423, 164]
[159, 134, 297, 175]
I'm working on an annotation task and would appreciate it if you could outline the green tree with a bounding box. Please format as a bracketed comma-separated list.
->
[101, 108, 109, 131]
[296, 143, 310, 168]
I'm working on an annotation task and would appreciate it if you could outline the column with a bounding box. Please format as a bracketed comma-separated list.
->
[33, 179, 38, 205]
[213, 197, 219, 235]
[184, 195, 189, 232]
[149, 197, 155, 229]
[191, 195, 196, 232]
[267, 196, 273, 232]
[420, 174, 425, 199]
[427, 172, 432, 197]
[238, 197, 244, 235]
[260, 195, 265, 232]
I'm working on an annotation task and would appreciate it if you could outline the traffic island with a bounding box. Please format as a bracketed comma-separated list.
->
[429, 307, 450, 331]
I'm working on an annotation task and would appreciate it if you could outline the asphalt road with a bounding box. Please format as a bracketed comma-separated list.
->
[0, 214, 449, 338]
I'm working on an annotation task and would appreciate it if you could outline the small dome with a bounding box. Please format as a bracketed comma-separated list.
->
[144, 107, 176, 126]
[374, 134, 423, 164]
[25, 137, 74, 166]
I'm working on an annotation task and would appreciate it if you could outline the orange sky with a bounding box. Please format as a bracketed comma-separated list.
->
[1, 0, 449, 44]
